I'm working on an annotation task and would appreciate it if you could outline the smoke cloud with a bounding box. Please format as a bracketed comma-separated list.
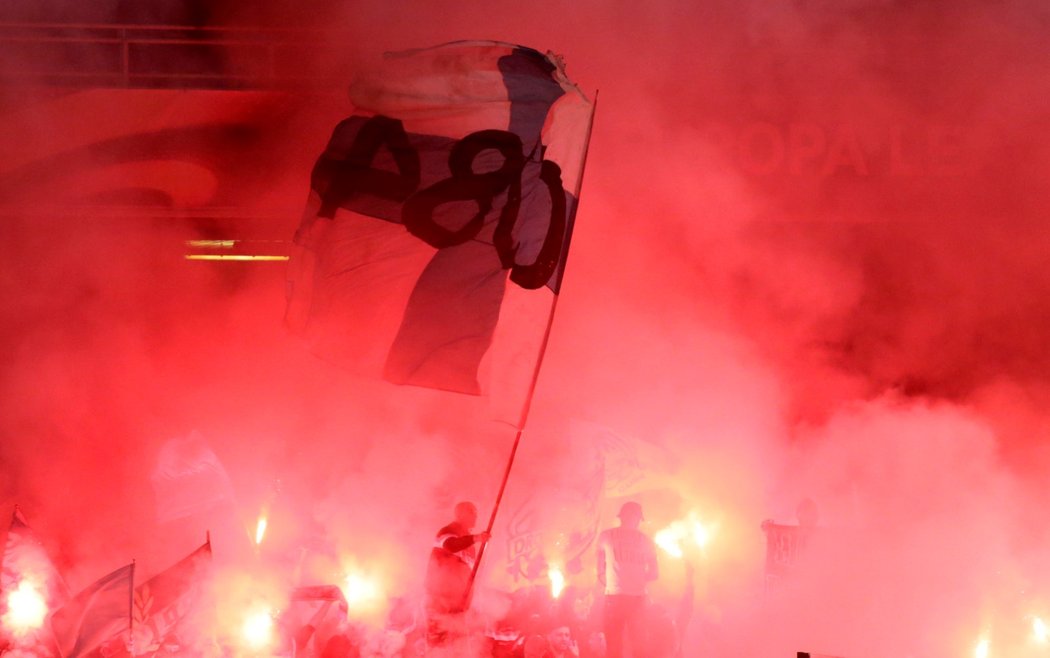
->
[2, 0, 1050, 656]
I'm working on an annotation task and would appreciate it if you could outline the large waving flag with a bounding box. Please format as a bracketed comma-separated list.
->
[286, 41, 593, 405]
[130, 540, 211, 655]
[50, 563, 134, 658]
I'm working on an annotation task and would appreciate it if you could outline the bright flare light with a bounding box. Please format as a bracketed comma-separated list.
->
[254, 516, 268, 545]
[2, 579, 48, 634]
[655, 512, 713, 558]
[692, 521, 710, 549]
[548, 565, 566, 599]
[1033, 616, 1049, 644]
[974, 635, 990, 658]
[241, 608, 274, 651]
[654, 527, 684, 558]
[342, 571, 382, 612]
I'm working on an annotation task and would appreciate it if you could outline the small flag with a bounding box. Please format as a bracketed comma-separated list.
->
[51, 563, 134, 658]
[131, 540, 212, 654]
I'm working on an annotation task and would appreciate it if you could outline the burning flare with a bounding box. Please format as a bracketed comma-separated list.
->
[655, 511, 714, 558]
[342, 570, 382, 612]
[1033, 616, 1048, 644]
[548, 564, 566, 599]
[241, 607, 275, 651]
[2, 579, 48, 635]
[254, 515, 268, 546]
[974, 634, 990, 658]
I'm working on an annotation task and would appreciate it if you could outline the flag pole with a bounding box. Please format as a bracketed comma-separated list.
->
[128, 559, 136, 657]
[462, 89, 599, 607]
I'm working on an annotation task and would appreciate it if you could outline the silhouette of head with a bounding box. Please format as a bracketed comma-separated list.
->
[454, 501, 479, 530]
[617, 501, 643, 528]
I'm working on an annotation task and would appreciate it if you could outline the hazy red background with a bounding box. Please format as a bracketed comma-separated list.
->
[2, 1, 1050, 656]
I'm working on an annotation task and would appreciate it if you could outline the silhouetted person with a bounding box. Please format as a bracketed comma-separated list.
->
[581, 631, 606, 658]
[424, 501, 490, 652]
[522, 634, 553, 658]
[548, 624, 580, 658]
[320, 631, 360, 658]
[644, 604, 678, 658]
[596, 502, 657, 658]
[761, 496, 823, 591]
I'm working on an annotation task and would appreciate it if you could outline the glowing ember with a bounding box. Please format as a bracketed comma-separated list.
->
[2, 579, 48, 634]
[1034, 616, 1048, 644]
[254, 516, 268, 545]
[548, 564, 566, 599]
[241, 608, 274, 651]
[342, 571, 381, 611]
[974, 635, 990, 658]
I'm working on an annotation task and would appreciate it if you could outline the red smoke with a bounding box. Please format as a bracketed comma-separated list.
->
[2, 1, 1050, 656]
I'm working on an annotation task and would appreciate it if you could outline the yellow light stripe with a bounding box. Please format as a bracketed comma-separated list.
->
[186, 239, 238, 248]
[185, 255, 289, 261]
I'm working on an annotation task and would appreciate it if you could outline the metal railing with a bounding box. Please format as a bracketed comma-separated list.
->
[0, 22, 352, 89]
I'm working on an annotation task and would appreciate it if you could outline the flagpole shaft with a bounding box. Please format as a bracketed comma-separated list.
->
[460, 426, 524, 607]
[461, 90, 598, 607]
[129, 560, 136, 656]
